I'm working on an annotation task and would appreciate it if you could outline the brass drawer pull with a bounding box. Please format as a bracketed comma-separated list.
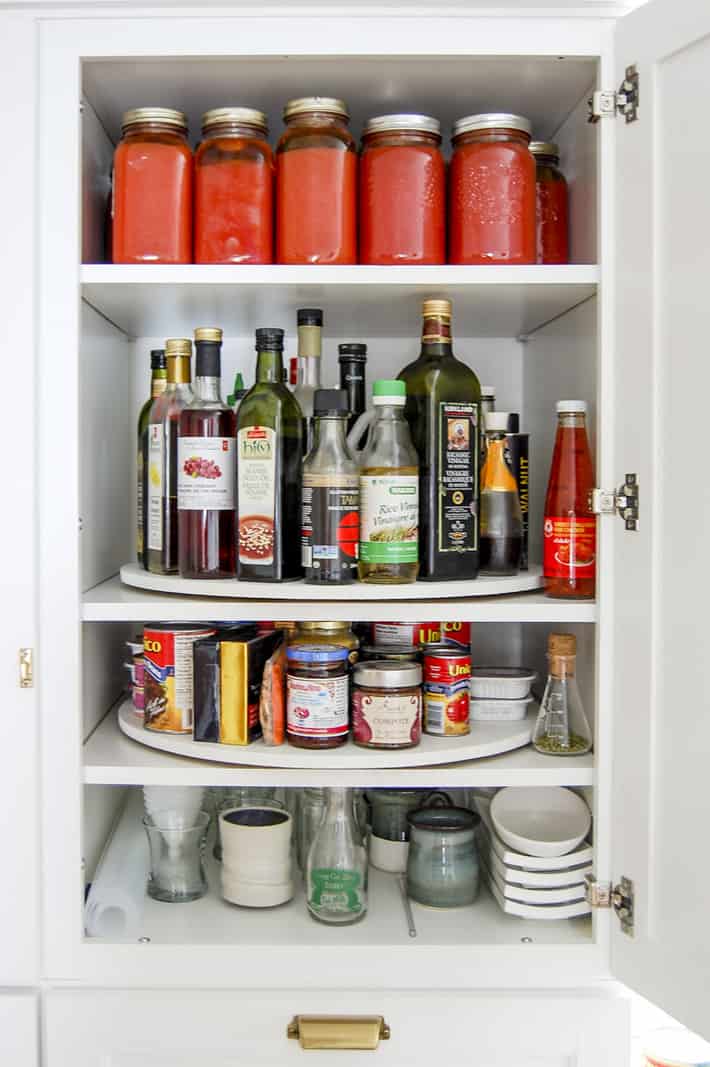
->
[287, 1015, 391, 1050]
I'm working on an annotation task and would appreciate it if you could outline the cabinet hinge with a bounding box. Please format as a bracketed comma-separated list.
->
[19, 648, 33, 688]
[588, 65, 639, 124]
[589, 474, 639, 530]
[585, 874, 635, 936]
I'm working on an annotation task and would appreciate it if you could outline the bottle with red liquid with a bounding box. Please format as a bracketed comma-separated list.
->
[178, 328, 236, 578]
[543, 400, 596, 599]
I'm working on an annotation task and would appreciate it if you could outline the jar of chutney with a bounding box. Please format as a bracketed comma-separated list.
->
[286, 644, 349, 749]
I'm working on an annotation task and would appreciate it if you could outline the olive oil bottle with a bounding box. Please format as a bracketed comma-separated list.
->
[398, 299, 481, 581]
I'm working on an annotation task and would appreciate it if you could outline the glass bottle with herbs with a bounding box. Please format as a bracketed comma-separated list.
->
[398, 299, 481, 581]
[137, 348, 167, 566]
[236, 328, 304, 581]
[307, 787, 368, 925]
[302, 389, 359, 584]
[532, 633, 593, 755]
[358, 380, 419, 584]
[146, 338, 193, 574]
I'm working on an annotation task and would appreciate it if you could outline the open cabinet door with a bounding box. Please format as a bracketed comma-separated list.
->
[611, 0, 710, 1038]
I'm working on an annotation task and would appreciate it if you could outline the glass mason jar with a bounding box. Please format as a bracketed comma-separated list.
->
[276, 97, 357, 264]
[195, 107, 274, 264]
[529, 141, 569, 265]
[290, 621, 360, 665]
[449, 113, 535, 265]
[359, 115, 445, 265]
[112, 108, 193, 264]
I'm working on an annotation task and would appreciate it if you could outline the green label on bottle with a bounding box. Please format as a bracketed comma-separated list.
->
[359, 474, 419, 564]
[309, 868, 363, 915]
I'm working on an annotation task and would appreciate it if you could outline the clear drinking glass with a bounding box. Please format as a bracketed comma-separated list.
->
[143, 810, 209, 903]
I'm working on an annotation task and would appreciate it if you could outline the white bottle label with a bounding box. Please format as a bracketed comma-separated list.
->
[147, 424, 164, 552]
[237, 426, 276, 566]
[359, 474, 419, 565]
[177, 436, 235, 510]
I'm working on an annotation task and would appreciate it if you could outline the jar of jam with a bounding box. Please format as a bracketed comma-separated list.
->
[291, 621, 359, 665]
[530, 141, 569, 265]
[112, 108, 192, 264]
[276, 97, 357, 265]
[286, 644, 350, 749]
[359, 114, 445, 265]
[194, 107, 273, 264]
[449, 113, 535, 265]
[352, 660, 422, 750]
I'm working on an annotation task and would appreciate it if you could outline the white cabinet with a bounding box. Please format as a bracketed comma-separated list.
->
[0, 993, 39, 1067]
[2, 0, 709, 1061]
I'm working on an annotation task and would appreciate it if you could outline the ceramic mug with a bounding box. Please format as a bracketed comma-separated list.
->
[220, 806, 293, 908]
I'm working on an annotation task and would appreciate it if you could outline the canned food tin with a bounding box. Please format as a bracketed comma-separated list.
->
[423, 681, 470, 736]
[372, 621, 471, 648]
[143, 625, 216, 733]
[423, 646, 472, 685]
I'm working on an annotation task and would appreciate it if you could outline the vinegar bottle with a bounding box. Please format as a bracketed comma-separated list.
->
[543, 400, 596, 599]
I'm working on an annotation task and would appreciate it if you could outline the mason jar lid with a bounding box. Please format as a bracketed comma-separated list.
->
[202, 107, 268, 135]
[452, 112, 532, 139]
[283, 96, 349, 121]
[286, 644, 349, 664]
[354, 660, 422, 688]
[363, 113, 441, 137]
[122, 107, 188, 133]
[529, 140, 559, 158]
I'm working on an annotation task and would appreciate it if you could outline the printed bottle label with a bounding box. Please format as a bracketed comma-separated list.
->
[286, 674, 349, 739]
[543, 515, 596, 579]
[137, 441, 144, 556]
[177, 436, 235, 510]
[301, 474, 359, 577]
[352, 690, 421, 747]
[438, 402, 478, 553]
[309, 868, 363, 915]
[359, 474, 419, 564]
[147, 424, 164, 552]
[237, 426, 276, 566]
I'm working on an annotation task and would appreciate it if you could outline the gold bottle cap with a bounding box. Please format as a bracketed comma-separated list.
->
[194, 327, 223, 343]
[548, 633, 577, 657]
[165, 338, 192, 357]
[422, 298, 452, 319]
[299, 621, 349, 632]
[122, 107, 188, 133]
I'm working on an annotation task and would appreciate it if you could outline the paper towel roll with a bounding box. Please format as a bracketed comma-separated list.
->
[84, 789, 148, 939]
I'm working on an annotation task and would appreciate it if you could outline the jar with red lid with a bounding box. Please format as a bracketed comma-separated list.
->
[359, 114, 445, 265]
[194, 107, 273, 264]
[449, 112, 535, 265]
[112, 107, 193, 264]
[276, 97, 357, 265]
[530, 141, 569, 264]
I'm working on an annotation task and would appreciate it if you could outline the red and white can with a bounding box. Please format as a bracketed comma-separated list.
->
[422, 646, 472, 736]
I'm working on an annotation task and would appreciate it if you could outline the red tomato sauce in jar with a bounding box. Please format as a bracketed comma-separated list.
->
[530, 141, 569, 264]
[449, 112, 535, 265]
[276, 97, 357, 265]
[194, 107, 273, 264]
[112, 107, 192, 264]
[359, 114, 445, 265]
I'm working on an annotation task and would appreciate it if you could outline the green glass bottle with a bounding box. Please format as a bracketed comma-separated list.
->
[398, 299, 481, 581]
[236, 328, 304, 581]
[137, 348, 167, 566]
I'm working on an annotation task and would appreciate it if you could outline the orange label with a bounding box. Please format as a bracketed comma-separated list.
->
[543, 515, 596, 579]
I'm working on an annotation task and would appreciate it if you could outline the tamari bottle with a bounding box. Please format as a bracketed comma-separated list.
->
[237, 328, 304, 581]
[398, 299, 481, 580]
[307, 787, 368, 925]
[480, 412, 522, 575]
[293, 308, 323, 453]
[137, 348, 166, 566]
[301, 389, 359, 584]
[543, 400, 596, 599]
[146, 339, 193, 574]
[178, 328, 236, 579]
[532, 633, 592, 755]
[359, 380, 419, 584]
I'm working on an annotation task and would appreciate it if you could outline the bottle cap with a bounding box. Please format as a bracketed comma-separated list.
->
[299, 621, 350, 632]
[548, 633, 577, 657]
[372, 379, 406, 406]
[481, 385, 496, 399]
[422, 298, 451, 318]
[227, 372, 247, 406]
[314, 388, 349, 416]
[297, 308, 323, 327]
[529, 141, 560, 158]
[255, 327, 284, 351]
[150, 349, 166, 369]
[284, 97, 348, 121]
[485, 412, 511, 433]
[557, 400, 587, 414]
[201, 107, 268, 136]
[165, 338, 192, 358]
[194, 327, 223, 343]
[286, 644, 349, 664]
[338, 343, 367, 361]
[506, 413, 520, 433]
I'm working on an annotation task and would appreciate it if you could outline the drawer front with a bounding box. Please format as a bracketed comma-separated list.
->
[45, 989, 629, 1067]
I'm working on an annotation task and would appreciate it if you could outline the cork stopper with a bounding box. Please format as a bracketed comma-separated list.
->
[548, 633, 576, 656]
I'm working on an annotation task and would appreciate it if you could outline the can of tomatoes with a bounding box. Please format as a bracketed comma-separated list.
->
[143, 624, 216, 734]
[422, 646, 472, 736]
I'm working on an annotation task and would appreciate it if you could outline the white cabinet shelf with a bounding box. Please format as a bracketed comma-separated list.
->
[82, 574, 598, 622]
[80, 264, 598, 339]
[84, 705, 595, 787]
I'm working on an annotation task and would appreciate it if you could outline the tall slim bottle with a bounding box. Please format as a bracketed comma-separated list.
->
[293, 308, 323, 452]
[146, 338, 193, 574]
[137, 348, 167, 566]
[178, 328, 236, 578]
[398, 299, 481, 580]
[236, 328, 304, 581]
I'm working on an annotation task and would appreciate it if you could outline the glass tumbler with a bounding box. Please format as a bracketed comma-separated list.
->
[143, 810, 209, 903]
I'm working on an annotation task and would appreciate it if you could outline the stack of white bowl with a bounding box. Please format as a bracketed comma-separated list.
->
[476, 788, 593, 919]
[469, 667, 537, 721]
